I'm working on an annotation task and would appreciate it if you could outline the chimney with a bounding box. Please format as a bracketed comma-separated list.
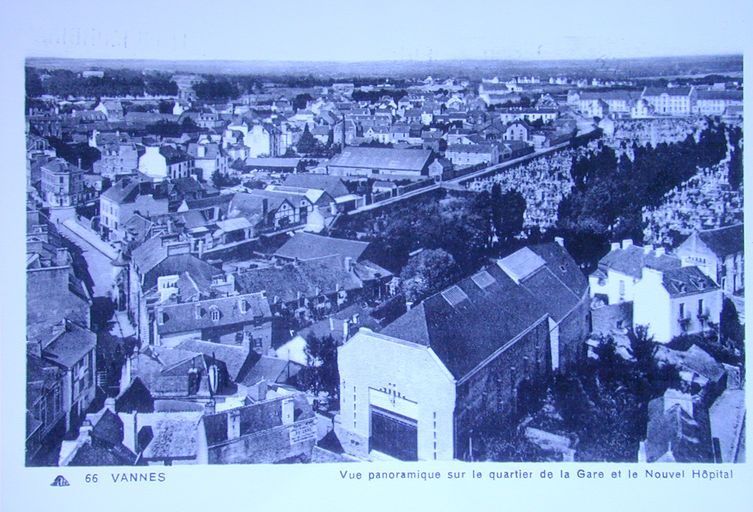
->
[248, 380, 268, 402]
[344, 257, 354, 272]
[554, 236, 564, 247]
[78, 420, 94, 445]
[329, 317, 335, 332]
[281, 398, 294, 426]
[227, 409, 241, 440]
[104, 397, 116, 413]
[610, 242, 620, 251]
[621, 239, 633, 249]
[205, 400, 216, 415]
[643, 245, 653, 255]
[655, 247, 666, 256]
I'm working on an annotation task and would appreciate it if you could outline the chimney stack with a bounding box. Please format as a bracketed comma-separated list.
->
[622, 239, 633, 249]
[227, 409, 241, 440]
[554, 236, 564, 247]
[610, 242, 620, 251]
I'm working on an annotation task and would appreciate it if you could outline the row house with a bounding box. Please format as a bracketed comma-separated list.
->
[99, 177, 170, 241]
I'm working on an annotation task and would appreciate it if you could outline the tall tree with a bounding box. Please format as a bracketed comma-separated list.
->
[400, 248, 459, 303]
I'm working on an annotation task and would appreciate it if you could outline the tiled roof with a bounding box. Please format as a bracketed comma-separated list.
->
[644, 390, 713, 463]
[141, 412, 203, 460]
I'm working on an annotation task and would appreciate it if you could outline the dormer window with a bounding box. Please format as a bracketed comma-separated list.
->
[210, 307, 221, 322]
[239, 299, 248, 314]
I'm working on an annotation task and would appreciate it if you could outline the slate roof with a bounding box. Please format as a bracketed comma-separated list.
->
[239, 356, 294, 386]
[661, 266, 718, 298]
[282, 174, 350, 198]
[157, 293, 271, 336]
[274, 233, 370, 262]
[655, 344, 725, 384]
[696, 90, 743, 101]
[174, 339, 257, 383]
[695, 224, 743, 258]
[643, 86, 694, 97]
[141, 412, 203, 460]
[328, 147, 432, 172]
[598, 245, 681, 279]
[234, 256, 363, 302]
[68, 440, 138, 466]
[131, 346, 210, 398]
[42, 321, 96, 369]
[644, 390, 713, 463]
[381, 262, 548, 380]
[203, 394, 314, 446]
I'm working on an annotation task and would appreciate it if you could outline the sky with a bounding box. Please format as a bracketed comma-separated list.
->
[7, 0, 750, 62]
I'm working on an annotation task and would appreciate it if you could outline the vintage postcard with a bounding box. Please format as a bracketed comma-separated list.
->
[2, 1, 752, 510]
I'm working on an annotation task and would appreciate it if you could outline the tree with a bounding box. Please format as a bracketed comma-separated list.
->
[491, 187, 526, 246]
[303, 334, 340, 403]
[720, 298, 744, 346]
[293, 93, 313, 111]
[296, 124, 318, 154]
[400, 248, 459, 303]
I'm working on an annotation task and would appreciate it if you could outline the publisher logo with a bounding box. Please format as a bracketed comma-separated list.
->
[50, 475, 70, 487]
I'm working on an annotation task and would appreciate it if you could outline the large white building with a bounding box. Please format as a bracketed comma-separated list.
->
[336, 243, 590, 461]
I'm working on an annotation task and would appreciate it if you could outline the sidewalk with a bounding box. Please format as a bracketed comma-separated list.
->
[60, 219, 118, 260]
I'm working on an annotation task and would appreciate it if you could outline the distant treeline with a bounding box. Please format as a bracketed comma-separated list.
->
[26, 68, 178, 98]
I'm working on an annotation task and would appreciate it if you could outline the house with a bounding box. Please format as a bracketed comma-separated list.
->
[503, 120, 532, 142]
[138, 145, 194, 182]
[675, 224, 743, 296]
[694, 90, 743, 116]
[233, 256, 372, 322]
[335, 242, 588, 461]
[59, 399, 139, 466]
[40, 158, 86, 208]
[93, 143, 140, 179]
[202, 390, 317, 464]
[641, 87, 696, 116]
[93, 99, 125, 122]
[445, 143, 499, 167]
[638, 388, 714, 463]
[589, 239, 681, 304]
[633, 266, 721, 343]
[282, 174, 352, 201]
[186, 142, 227, 181]
[26, 354, 68, 463]
[99, 177, 170, 241]
[245, 124, 279, 157]
[327, 147, 434, 179]
[154, 292, 272, 351]
[27, 320, 97, 434]
[129, 235, 226, 343]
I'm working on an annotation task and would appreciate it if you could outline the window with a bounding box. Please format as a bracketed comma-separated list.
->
[698, 299, 704, 316]
[619, 280, 625, 299]
[679, 303, 685, 319]
[210, 309, 220, 322]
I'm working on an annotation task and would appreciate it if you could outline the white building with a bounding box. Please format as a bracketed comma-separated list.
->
[633, 266, 721, 343]
[589, 240, 682, 304]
